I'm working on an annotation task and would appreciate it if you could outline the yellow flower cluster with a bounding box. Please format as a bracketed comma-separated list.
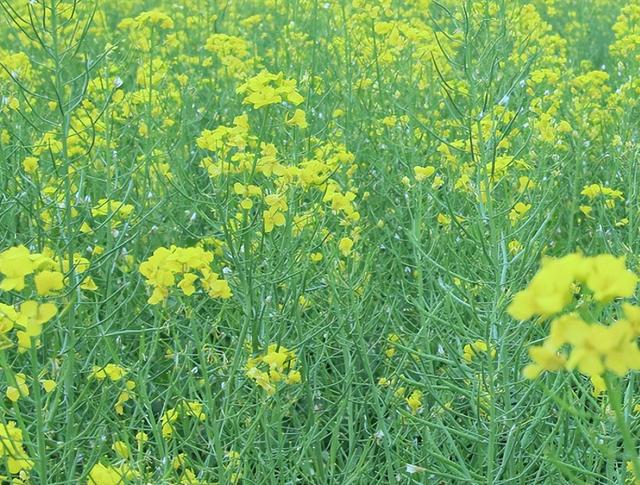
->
[139, 245, 232, 304]
[523, 311, 640, 382]
[87, 462, 136, 485]
[580, 183, 624, 209]
[90, 363, 127, 382]
[90, 198, 135, 229]
[6, 373, 29, 402]
[462, 340, 496, 363]
[236, 70, 304, 109]
[204, 33, 254, 77]
[0, 245, 99, 352]
[509, 253, 640, 387]
[0, 300, 57, 352]
[88, 364, 135, 414]
[245, 344, 301, 396]
[0, 245, 63, 294]
[0, 247, 62, 354]
[508, 253, 638, 320]
[160, 401, 206, 439]
[0, 421, 33, 476]
[406, 390, 423, 414]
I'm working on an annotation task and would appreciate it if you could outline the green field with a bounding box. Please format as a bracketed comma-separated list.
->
[2, 0, 640, 483]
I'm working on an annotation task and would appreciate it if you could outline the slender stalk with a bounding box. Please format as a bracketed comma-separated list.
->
[605, 374, 640, 482]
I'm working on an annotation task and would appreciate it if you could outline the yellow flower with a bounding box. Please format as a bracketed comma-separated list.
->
[432, 176, 444, 189]
[263, 207, 286, 233]
[22, 156, 39, 174]
[518, 176, 535, 193]
[139, 245, 229, 304]
[245, 344, 300, 395]
[80, 276, 98, 291]
[0, 246, 36, 291]
[161, 407, 180, 438]
[406, 390, 423, 413]
[584, 254, 637, 302]
[0, 303, 18, 334]
[507, 253, 587, 320]
[115, 380, 136, 415]
[87, 462, 133, 485]
[177, 273, 198, 296]
[42, 379, 57, 393]
[508, 240, 523, 254]
[509, 202, 531, 225]
[14, 301, 58, 351]
[463, 340, 495, 362]
[285, 109, 308, 128]
[6, 373, 29, 402]
[112, 441, 130, 459]
[579, 205, 592, 217]
[622, 303, 640, 335]
[285, 370, 301, 384]
[590, 375, 606, 396]
[522, 344, 566, 379]
[201, 270, 232, 299]
[0, 421, 33, 474]
[34, 270, 64, 296]
[338, 237, 354, 257]
[437, 213, 451, 226]
[91, 364, 126, 382]
[244, 85, 281, 108]
[413, 165, 435, 181]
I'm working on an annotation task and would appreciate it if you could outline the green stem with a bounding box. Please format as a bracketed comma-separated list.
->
[30, 346, 48, 482]
[605, 374, 640, 482]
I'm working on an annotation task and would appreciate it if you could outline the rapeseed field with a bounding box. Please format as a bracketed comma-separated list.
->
[2, 0, 640, 483]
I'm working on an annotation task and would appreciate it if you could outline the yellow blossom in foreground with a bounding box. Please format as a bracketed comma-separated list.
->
[507, 252, 637, 320]
[111, 441, 130, 459]
[34, 270, 64, 296]
[87, 462, 135, 485]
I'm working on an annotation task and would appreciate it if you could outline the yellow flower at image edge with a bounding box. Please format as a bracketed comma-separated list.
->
[0, 421, 33, 474]
[507, 253, 638, 321]
[0, 245, 47, 291]
[521, 310, 640, 381]
[87, 463, 136, 485]
[6, 373, 29, 402]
